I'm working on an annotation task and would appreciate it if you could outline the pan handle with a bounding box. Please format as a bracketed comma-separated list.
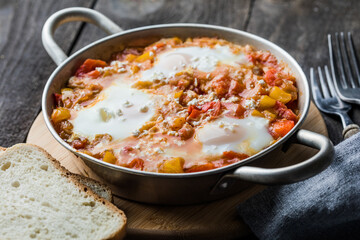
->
[42, 7, 122, 66]
[211, 129, 334, 194]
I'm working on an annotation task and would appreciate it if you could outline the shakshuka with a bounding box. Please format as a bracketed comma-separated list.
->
[51, 37, 299, 173]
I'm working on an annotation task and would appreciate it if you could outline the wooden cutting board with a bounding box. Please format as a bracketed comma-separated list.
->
[26, 102, 327, 240]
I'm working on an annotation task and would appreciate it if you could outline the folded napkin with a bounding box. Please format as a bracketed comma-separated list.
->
[238, 132, 360, 240]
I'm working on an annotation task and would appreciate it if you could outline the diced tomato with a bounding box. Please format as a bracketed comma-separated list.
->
[201, 101, 221, 116]
[193, 69, 209, 80]
[75, 59, 108, 77]
[178, 78, 191, 89]
[185, 163, 215, 173]
[210, 68, 230, 96]
[201, 102, 213, 112]
[87, 70, 102, 79]
[222, 151, 249, 161]
[264, 68, 277, 86]
[154, 42, 166, 49]
[72, 138, 88, 149]
[228, 80, 242, 95]
[178, 123, 194, 140]
[239, 84, 267, 99]
[127, 158, 144, 170]
[265, 55, 278, 68]
[222, 102, 245, 118]
[260, 52, 277, 68]
[54, 93, 62, 107]
[270, 119, 295, 138]
[207, 151, 250, 169]
[281, 109, 297, 121]
[247, 54, 255, 64]
[274, 101, 297, 121]
[115, 48, 143, 61]
[274, 101, 286, 111]
[247, 52, 278, 68]
[212, 159, 237, 168]
[188, 105, 202, 119]
[122, 146, 134, 154]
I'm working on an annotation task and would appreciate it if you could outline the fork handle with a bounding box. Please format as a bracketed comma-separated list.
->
[343, 124, 360, 139]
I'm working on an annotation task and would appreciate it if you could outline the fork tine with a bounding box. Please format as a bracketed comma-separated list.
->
[310, 67, 324, 104]
[339, 32, 356, 88]
[347, 32, 360, 86]
[328, 34, 342, 92]
[317, 66, 331, 98]
[334, 32, 349, 88]
[324, 65, 337, 97]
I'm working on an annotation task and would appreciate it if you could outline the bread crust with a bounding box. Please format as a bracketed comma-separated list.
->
[71, 173, 114, 202]
[0, 143, 127, 240]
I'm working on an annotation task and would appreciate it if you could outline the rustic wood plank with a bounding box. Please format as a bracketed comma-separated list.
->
[70, 0, 252, 53]
[0, 0, 94, 147]
[246, 0, 360, 144]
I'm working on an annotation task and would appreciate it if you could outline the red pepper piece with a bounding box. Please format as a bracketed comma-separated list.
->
[127, 158, 144, 170]
[201, 101, 221, 116]
[185, 163, 215, 173]
[270, 119, 295, 139]
[75, 59, 107, 77]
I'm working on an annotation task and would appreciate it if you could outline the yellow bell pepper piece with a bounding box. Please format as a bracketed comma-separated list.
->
[174, 90, 183, 99]
[263, 110, 277, 121]
[269, 86, 292, 104]
[103, 151, 117, 164]
[251, 109, 264, 118]
[139, 121, 156, 131]
[171, 37, 182, 44]
[125, 54, 137, 62]
[131, 65, 140, 74]
[162, 157, 185, 173]
[51, 108, 71, 124]
[132, 80, 153, 89]
[61, 88, 73, 94]
[259, 95, 276, 109]
[169, 117, 186, 130]
[135, 51, 154, 63]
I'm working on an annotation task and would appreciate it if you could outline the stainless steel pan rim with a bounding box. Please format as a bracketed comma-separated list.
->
[42, 7, 332, 183]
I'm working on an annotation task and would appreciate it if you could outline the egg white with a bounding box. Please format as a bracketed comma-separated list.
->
[196, 116, 273, 156]
[141, 45, 249, 82]
[70, 82, 156, 140]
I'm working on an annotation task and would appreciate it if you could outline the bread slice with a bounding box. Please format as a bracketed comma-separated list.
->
[0, 146, 113, 202]
[0, 144, 126, 240]
[0, 146, 5, 154]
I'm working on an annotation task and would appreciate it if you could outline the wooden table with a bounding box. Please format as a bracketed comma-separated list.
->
[1, 0, 359, 147]
[0, 0, 359, 238]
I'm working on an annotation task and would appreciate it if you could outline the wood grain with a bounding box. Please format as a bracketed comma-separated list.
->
[0, 0, 94, 147]
[247, 0, 360, 144]
[70, 0, 252, 54]
[26, 103, 327, 240]
[1, 0, 357, 147]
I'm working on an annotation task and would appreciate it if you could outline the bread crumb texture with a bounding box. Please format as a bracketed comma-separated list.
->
[0, 144, 125, 240]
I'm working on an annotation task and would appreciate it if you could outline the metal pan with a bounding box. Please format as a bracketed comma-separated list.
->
[42, 7, 334, 204]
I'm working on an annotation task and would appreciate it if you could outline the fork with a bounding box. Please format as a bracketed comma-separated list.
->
[310, 65, 360, 139]
[328, 32, 360, 104]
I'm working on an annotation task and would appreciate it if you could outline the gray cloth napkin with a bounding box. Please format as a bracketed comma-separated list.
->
[238, 132, 360, 240]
